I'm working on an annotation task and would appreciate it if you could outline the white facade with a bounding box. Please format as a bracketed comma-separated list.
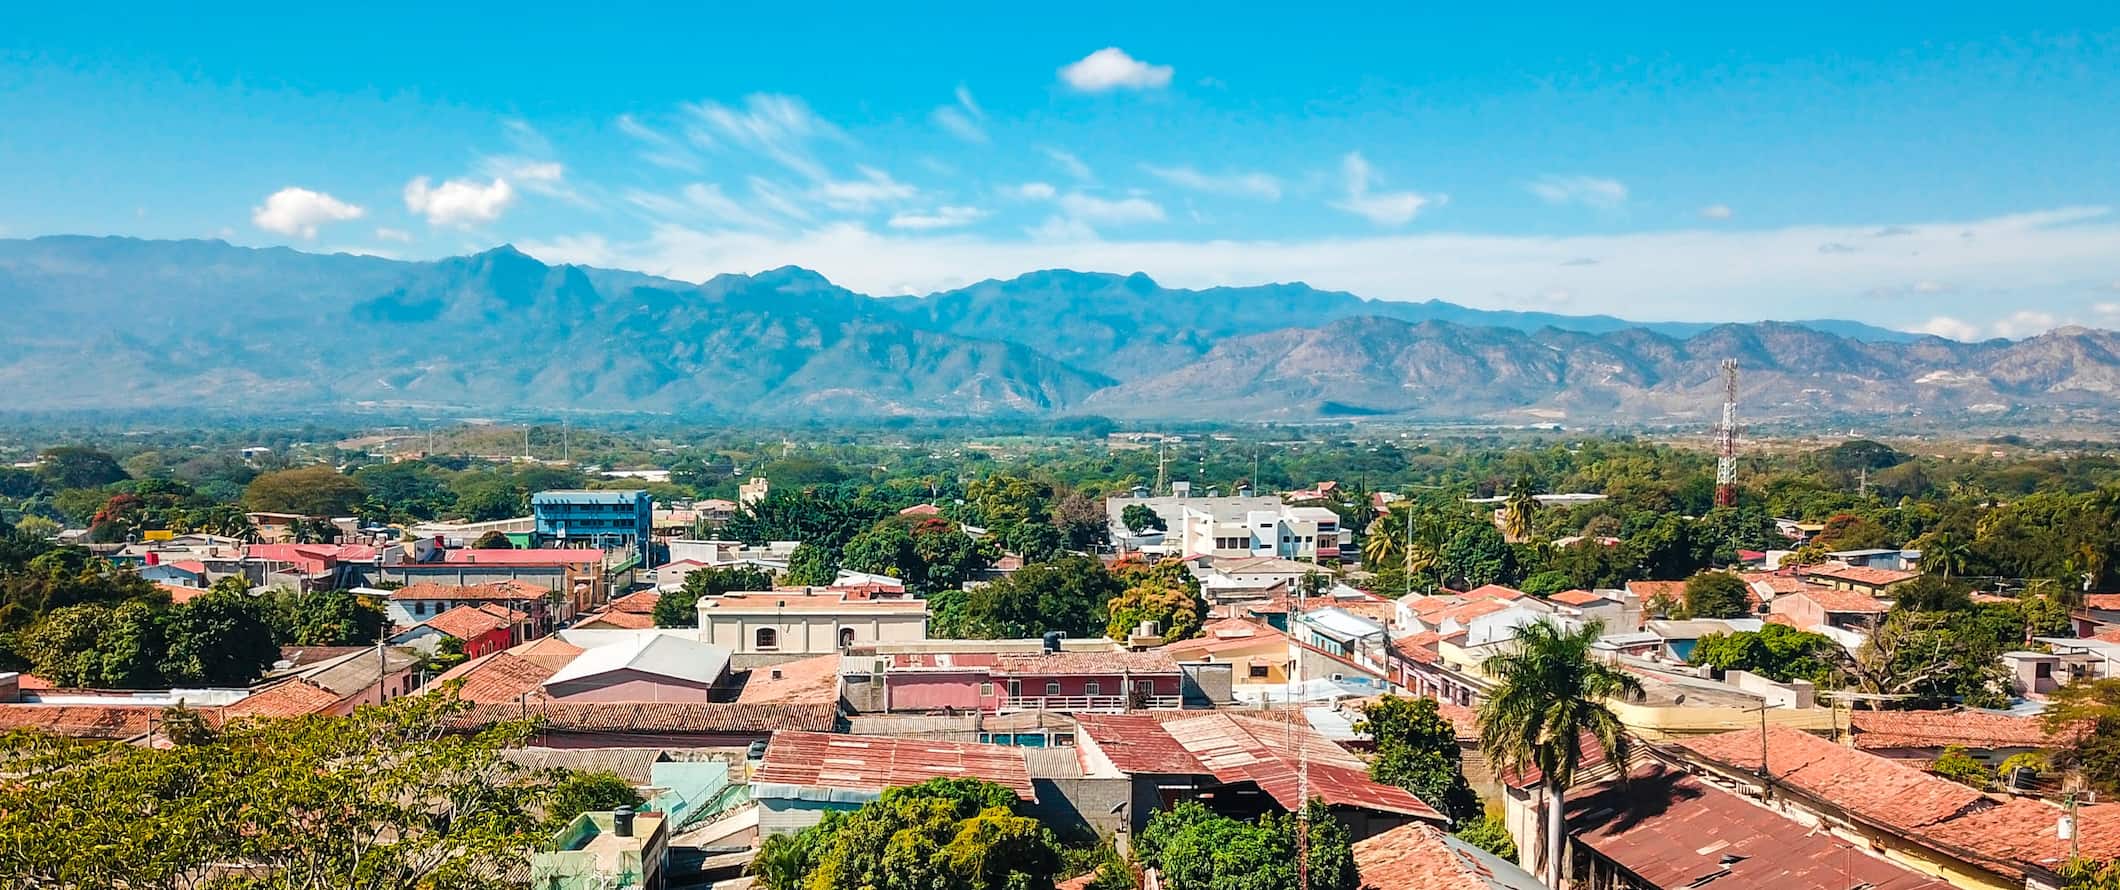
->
[1107, 496, 1341, 560]
[697, 591, 927, 654]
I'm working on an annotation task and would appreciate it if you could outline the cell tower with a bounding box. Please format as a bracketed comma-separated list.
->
[1715, 359, 1740, 507]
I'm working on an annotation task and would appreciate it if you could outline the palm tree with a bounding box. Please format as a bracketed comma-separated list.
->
[1502, 479, 1539, 542]
[1921, 529, 1970, 580]
[1477, 619, 1644, 888]
[1363, 507, 1407, 570]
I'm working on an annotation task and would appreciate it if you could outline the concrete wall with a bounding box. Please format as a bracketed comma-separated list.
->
[1027, 777, 1134, 844]
[885, 671, 986, 712]
[700, 612, 926, 655]
[545, 672, 719, 703]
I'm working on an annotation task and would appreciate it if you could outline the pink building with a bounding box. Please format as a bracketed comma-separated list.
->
[843, 649, 1185, 713]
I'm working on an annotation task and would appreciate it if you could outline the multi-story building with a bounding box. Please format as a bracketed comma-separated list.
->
[696, 589, 928, 654]
[531, 489, 652, 553]
[1106, 494, 1341, 561]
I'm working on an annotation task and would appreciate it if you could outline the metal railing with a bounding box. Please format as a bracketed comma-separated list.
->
[997, 694, 1181, 712]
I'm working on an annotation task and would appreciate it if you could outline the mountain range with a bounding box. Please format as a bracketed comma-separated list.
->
[2, 235, 2116, 424]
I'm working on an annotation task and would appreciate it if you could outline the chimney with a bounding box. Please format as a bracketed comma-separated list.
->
[611, 806, 635, 837]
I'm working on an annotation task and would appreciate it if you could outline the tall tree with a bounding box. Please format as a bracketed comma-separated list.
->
[1681, 570, 1751, 619]
[1357, 695, 1481, 825]
[656, 565, 777, 627]
[1502, 478, 1539, 542]
[243, 465, 367, 517]
[1477, 619, 1644, 887]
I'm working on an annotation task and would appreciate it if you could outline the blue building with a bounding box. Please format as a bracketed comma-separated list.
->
[531, 489, 653, 553]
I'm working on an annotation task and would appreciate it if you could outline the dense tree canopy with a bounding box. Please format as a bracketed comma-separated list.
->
[1357, 695, 1481, 826]
[961, 553, 1121, 639]
[1135, 800, 1356, 890]
[751, 778, 1061, 890]
[242, 465, 367, 517]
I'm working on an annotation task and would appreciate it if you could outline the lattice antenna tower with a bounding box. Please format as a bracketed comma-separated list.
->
[1715, 359, 1740, 507]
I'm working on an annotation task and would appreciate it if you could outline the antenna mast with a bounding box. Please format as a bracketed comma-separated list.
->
[1715, 359, 1740, 508]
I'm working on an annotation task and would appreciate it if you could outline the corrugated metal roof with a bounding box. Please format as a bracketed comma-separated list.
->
[1160, 713, 1444, 821]
[1352, 823, 1546, 890]
[543, 633, 731, 689]
[750, 731, 1036, 801]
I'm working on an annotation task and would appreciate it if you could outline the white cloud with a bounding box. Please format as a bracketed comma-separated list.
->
[515, 206, 2120, 330]
[1012, 182, 1058, 200]
[251, 187, 365, 239]
[625, 182, 780, 231]
[1700, 204, 1734, 220]
[1991, 310, 2060, 339]
[1042, 147, 1093, 181]
[1059, 47, 1174, 91]
[888, 206, 988, 230]
[1143, 165, 1281, 201]
[931, 84, 988, 144]
[1057, 193, 1165, 225]
[811, 166, 918, 211]
[1528, 175, 1629, 209]
[683, 93, 843, 182]
[375, 227, 413, 243]
[616, 114, 703, 172]
[403, 176, 515, 227]
[1913, 316, 1983, 341]
[1329, 152, 1438, 226]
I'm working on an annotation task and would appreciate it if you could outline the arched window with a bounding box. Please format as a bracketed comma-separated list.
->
[839, 627, 856, 649]
[755, 628, 779, 650]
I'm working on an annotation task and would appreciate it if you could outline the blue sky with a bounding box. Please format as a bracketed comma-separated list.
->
[4, 4, 2119, 337]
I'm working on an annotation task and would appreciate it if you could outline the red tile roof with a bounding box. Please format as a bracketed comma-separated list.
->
[573, 609, 656, 629]
[430, 653, 555, 703]
[1161, 618, 1284, 657]
[2084, 593, 2120, 610]
[753, 731, 1037, 800]
[441, 548, 602, 566]
[1624, 580, 1687, 600]
[1352, 823, 1544, 890]
[157, 582, 208, 604]
[2092, 627, 2120, 643]
[1462, 584, 1525, 601]
[1568, 765, 1956, 890]
[511, 636, 586, 671]
[735, 653, 844, 705]
[0, 705, 165, 739]
[1548, 589, 1610, 606]
[420, 604, 514, 641]
[1742, 572, 1815, 595]
[1850, 709, 2084, 751]
[1802, 563, 1920, 587]
[1074, 713, 1207, 775]
[1781, 587, 1892, 613]
[1160, 713, 1445, 821]
[1436, 599, 1510, 625]
[450, 701, 836, 734]
[608, 590, 661, 614]
[1677, 725, 1986, 831]
[991, 650, 1180, 676]
[389, 580, 551, 602]
[225, 679, 343, 719]
[1922, 798, 2120, 879]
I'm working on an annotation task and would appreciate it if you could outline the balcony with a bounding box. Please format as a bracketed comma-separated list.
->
[996, 694, 1181, 713]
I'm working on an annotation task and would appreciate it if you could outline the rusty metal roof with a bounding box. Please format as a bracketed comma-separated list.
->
[751, 730, 1036, 801]
[1074, 713, 1205, 775]
[1160, 713, 1445, 821]
[1568, 764, 1956, 890]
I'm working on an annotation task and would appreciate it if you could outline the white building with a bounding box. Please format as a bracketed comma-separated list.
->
[697, 589, 927, 654]
[1107, 495, 1342, 561]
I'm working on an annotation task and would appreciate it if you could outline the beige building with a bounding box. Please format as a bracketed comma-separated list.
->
[697, 589, 927, 654]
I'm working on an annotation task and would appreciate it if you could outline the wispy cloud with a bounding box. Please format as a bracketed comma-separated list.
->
[1699, 204, 1734, 220]
[1042, 147, 1093, 181]
[404, 176, 515, 227]
[251, 187, 364, 238]
[888, 206, 988, 230]
[1143, 164, 1281, 201]
[374, 227, 413, 243]
[1057, 192, 1165, 225]
[616, 114, 704, 173]
[1059, 47, 1174, 91]
[931, 84, 988, 144]
[1011, 182, 1058, 200]
[681, 93, 845, 182]
[1528, 175, 1628, 209]
[1329, 152, 1438, 226]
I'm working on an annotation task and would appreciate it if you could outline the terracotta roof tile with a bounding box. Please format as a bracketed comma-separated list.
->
[1923, 798, 2120, 879]
[735, 653, 844, 705]
[1850, 709, 2084, 751]
[0, 705, 164, 739]
[1352, 823, 1545, 890]
[1783, 587, 1892, 613]
[573, 609, 656, 629]
[430, 653, 554, 703]
[1462, 584, 1526, 601]
[449, 701, 836, 734]
[420, 604, 513, 641]
[225, 679, 343, 719]
[1625, 580, 1687, 600]
[1160, 712, 1444, 821]
[389, 580, 552, 602]
[1677, 726, 1985, 831]
[510, 636, 586, 671]
[608, 590, 661, 614]
[1801, 563, 1919, 587]
[2084, 593, 2120, 610]
[1548, 589, 1611, 606]
[991, 650, 1180, 675]
[1568, 764, 1955, 890]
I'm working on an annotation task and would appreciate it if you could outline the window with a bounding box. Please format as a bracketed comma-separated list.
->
[1054, 733, 1076, 747]
[1248, 664, 1270, 679]
[979, 682, 994, 697]
[1085, 681, 1102, 696]
[838, 627, 856, 649]
[1044, 681, 1062, 697]
[755, 628, 779, 650]
[1008, 679, 1022, 699]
